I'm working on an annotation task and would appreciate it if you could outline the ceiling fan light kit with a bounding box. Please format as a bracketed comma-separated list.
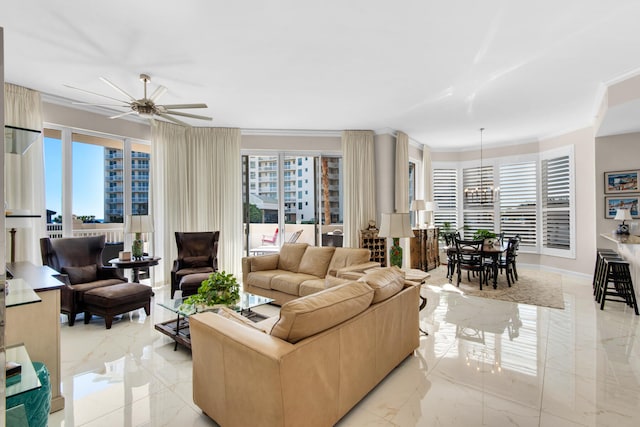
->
[67, 73, 213, 126]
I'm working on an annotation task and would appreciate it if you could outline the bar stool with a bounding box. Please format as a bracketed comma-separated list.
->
[593, 250, 621, 298]
[598, 257, 639, 315]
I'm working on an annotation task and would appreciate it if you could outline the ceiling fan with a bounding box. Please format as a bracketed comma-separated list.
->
[65, 73, 212, 127]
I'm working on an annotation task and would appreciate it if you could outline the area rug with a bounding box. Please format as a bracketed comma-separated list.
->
[425, 265, 565, 309]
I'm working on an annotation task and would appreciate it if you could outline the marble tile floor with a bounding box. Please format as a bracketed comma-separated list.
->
[47, 269, 640, 426]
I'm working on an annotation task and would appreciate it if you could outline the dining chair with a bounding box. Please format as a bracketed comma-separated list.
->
[495, 237, 520, 286]
[454, 238, 486, 289]
[443, 232, 458, 281]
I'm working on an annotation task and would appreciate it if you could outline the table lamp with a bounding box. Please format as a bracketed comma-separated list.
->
[378, 213, 413, 268]
[424, 201, 438, 228]
[614, 208, 632, 235]
[124, 215, 154, 259]
[410, 199, 426, 229]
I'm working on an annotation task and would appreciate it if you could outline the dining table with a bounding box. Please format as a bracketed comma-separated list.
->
[452, 241, 508, 289]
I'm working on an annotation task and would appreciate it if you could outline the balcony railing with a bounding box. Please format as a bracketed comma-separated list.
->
[46, 224, 128, 243]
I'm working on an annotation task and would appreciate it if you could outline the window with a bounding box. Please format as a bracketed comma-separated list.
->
[462, 165, 494, 239]
[44, 127, 151, 239]
[499, 162, 537, 246]
[433, 168, 458, 230]
[541, 148, 574, 257]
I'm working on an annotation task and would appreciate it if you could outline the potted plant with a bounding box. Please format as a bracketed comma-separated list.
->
[473, 229, 497, 245]
[183, 271, 240, 309]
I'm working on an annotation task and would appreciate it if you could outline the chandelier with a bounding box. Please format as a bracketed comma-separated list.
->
[464, 127, 497, 203]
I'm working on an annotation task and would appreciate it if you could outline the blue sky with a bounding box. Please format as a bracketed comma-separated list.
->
[44, 137, 105, 219]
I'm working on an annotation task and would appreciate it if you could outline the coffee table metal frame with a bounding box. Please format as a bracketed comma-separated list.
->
[155, 292, 274, 350]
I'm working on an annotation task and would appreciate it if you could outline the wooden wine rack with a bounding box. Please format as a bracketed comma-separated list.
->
[360, 229, 387, 267]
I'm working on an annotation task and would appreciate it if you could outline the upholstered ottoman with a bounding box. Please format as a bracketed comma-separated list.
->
[83, 283, 152, 329]
[178, 272, 211, 297]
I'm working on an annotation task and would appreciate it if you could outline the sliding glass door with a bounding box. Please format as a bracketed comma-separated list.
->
[242, 153, 343, 254]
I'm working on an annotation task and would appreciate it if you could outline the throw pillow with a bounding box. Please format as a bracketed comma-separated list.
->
[358, 266, 405, 303]
[298, 246, 335, 278]
[270, 281, 373, 343]
[250, 253, 280, 271]
[277, 243, 308, 272]
[62, 264, 98, 284]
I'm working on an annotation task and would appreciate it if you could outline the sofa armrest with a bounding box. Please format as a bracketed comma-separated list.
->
[334, 261, 380, 278]
[241, 254, 280, 285]
[190, 311, 295, 425]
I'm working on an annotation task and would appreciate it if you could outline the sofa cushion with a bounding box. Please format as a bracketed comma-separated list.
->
[246, 270, 289, 290]
[271, 273, 318, 296]
[358, 266, 406, 303]
[298, 279, 325, 297]
[326, 248, 371, 277]
[250, 254, 280, 271]
[299, 275, 352, 297]
[298, 246, 335, 278]
[277, 243, 309, 272]
[71, 279, 128, 301]
[62, 264, 97, 284]
[270, 281, 374, 343]
[183, 255, 210, 268]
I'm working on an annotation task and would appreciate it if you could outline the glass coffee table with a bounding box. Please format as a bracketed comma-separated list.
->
[155, 292, 274, 350]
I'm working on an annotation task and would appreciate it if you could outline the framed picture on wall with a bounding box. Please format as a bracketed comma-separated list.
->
[604, 170, 640, 194]
[605, 196, 640, 218]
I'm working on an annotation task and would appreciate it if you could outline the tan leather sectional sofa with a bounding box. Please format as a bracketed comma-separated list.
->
[242, 243, 380, 305]
[190, 266, 421, 427]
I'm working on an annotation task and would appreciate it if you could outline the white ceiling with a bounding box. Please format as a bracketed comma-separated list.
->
[3, 0, 640, 149]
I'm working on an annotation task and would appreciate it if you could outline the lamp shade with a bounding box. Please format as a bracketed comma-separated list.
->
[378, 213, 413, 238]
[410, 199, 426, 212]
[424, 201, 438, 212]
[124, 215, 154, 233]
[614, 208, 632, 221]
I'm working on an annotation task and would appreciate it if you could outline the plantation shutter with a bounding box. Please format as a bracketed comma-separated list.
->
[499, 162, 537, 246]
[433, 168, 458, 230]
[541, 155, 571, 250]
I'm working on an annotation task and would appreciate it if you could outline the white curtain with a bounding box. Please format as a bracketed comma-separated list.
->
[342, 130, 376, 248]
[151, 121, 189, 284]
[395, 131, 409, 213]
[423, 146, 433, 224]
[151, 123, 242, 284]
[4, 83, 45, 264]
[187, 128, 242, 276]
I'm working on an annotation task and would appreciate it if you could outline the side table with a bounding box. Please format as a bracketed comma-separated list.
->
[109, 256, 161, 283]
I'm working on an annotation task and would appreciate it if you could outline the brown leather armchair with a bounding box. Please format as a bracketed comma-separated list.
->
[171, 231, 220, 298]
[40, 235, 127, 326]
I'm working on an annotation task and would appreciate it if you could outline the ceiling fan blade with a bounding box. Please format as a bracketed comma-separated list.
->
[160, 103, 208, 109]
[164, 110, 213, 121]
[100, 77, 137, 102]
[157, 112, 191, 127]
[109, 111, 136, 119]
[149, 85, 167, 103]
[72, 102, 130, 107]
[64, 84, 128, 103]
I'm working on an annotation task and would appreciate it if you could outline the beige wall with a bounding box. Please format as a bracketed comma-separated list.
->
[242, 133, 341, 152]
[43, 102, 151, 141]
[538, 127, 596, 275]
[431, 127, 596, 276]
[595, 132, 640, 249]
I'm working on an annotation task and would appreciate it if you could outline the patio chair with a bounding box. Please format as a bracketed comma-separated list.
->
[261, 227, 279, 245]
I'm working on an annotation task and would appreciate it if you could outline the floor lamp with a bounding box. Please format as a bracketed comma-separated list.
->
[378, 213, 413, 268]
